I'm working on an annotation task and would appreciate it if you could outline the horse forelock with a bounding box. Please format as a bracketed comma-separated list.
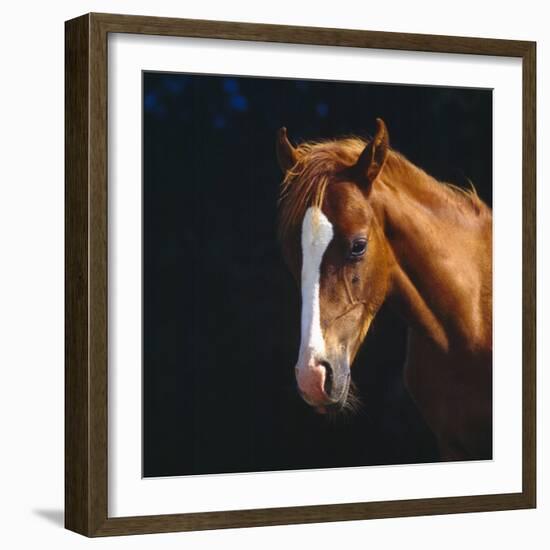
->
[277, 137, 367, 243]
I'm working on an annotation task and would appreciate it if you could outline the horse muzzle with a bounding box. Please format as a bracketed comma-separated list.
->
[295, 356, 350, 413]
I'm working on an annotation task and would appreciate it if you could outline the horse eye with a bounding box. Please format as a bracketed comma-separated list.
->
[350, 238, 367, 258]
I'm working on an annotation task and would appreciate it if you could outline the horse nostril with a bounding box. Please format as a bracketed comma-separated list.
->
[319, 360, 333, 396]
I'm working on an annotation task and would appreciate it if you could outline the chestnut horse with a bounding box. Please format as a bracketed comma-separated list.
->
[276, 119, 492, 461]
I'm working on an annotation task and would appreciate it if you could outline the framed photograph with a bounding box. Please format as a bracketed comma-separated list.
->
[65, 13, 536, 537]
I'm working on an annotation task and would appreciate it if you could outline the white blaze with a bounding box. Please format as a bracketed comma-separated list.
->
[298, 207, 334, 368]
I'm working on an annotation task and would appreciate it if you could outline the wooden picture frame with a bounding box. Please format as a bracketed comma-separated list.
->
[65, 12, 536, 537]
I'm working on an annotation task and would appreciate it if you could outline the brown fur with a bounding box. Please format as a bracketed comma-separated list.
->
[277, 120, 492, 461]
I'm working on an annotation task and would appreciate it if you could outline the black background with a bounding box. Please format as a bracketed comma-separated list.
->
[142, 72, 492, 477]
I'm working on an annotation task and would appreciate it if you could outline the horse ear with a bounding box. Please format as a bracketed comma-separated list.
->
[355, 118, 389, 187]
[276, 127, 298, 173]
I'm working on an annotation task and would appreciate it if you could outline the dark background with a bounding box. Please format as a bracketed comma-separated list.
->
[142, 72, 492, 477]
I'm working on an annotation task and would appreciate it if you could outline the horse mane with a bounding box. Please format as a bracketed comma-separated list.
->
[278, 136, 489, 241]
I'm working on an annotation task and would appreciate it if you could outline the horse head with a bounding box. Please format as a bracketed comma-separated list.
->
[277, 119, 393, 414]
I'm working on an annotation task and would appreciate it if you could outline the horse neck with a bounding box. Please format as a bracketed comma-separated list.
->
[371, 153, 492, 354]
